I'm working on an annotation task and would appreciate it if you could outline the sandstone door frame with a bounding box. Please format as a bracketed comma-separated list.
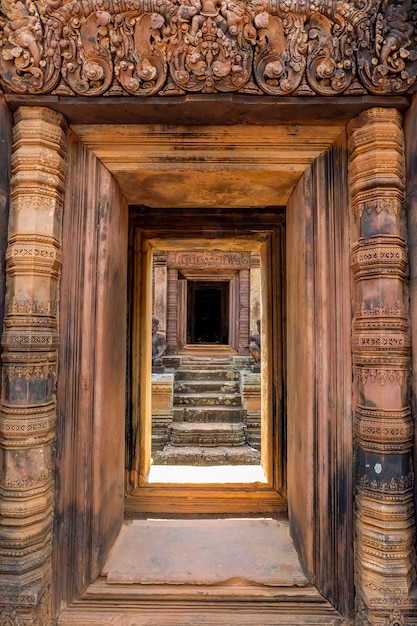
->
[126, 224, 286, 514]
[54, 119, 354, 618]
[1, 101, 415, 623]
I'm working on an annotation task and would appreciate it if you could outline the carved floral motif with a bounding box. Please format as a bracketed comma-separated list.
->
[0, 0, 416, 96]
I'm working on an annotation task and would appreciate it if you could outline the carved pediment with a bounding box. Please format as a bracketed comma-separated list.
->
[0, 0, 416, 97]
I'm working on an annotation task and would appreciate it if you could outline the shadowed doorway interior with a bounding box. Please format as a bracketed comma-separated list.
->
[187, 280, 229, 344]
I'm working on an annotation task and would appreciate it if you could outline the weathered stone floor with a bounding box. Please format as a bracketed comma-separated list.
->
[102, 518, 307, 586]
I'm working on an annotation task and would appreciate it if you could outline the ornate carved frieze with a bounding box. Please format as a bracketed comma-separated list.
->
[349, 108, 416, 620]
[0, 108, 67, 623]
[0, 0, 416, 97]
[167, 250, 250, 268]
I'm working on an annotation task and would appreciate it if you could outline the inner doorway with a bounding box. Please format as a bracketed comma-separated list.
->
[126, 206, 286, 513]
[187, 280, 229, 344]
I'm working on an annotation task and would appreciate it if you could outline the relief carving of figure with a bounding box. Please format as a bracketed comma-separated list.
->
[152, 316, 167, 369]
[1, 0, 417, 97]
[249, 319, 261, 364]
[4, 0, 42, 67]
[167, 0, 253, 92]
[0, 0, 48, 92]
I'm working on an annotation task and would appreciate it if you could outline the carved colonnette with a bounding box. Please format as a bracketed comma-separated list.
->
[0, 0, 417, 98]
[349, 108, 416, 623]
[0, 108, 67, 623]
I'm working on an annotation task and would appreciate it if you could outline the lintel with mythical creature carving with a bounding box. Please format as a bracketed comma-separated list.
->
[0, 0, 417, 97]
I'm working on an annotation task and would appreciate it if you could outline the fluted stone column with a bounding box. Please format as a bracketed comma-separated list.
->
[349, 108, 416, 624]
[0, 107, 67, 623]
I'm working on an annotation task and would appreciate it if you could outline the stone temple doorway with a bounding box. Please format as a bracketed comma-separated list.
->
[46, 119, 356, 622]
[2, 1, 417, 622]
[5, 108, 390, 622]
[148, 244, 264, 466]
[187, 280, 229, 344]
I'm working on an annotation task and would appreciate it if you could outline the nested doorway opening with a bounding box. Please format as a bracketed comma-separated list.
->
[125, 207, 286, 514]
[55, 123, 353, 620]
[187, 280, 229, 344]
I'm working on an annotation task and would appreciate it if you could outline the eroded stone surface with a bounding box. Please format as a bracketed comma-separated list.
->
[103, 519, 307, 586]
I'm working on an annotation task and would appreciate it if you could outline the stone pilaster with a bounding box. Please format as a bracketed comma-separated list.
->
[349, 109, 416, 623]
[166, 267, 179, 352]
[238, 268, 250, 355]
[0, 108, 67, 623]
[153, 252, 168, 333]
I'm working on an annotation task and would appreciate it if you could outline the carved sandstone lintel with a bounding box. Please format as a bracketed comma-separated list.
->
[167, 250, 250, 269]
[349, 108, 415, 619]
[0, 108, 67, 622]
[0, 0, 416, 97]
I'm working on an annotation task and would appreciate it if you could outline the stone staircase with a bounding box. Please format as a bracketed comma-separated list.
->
[154, 358, 260, 465]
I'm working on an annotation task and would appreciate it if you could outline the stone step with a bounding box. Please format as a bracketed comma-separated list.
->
[153, 444, 261, 465]
[175, 369, 240, 381]
[173, 406, 245, 423]
[179, 357, 233, 367]
[173, 392, 242, 407]
[174, 380, 240, 394]
[169, 422, 246, 447]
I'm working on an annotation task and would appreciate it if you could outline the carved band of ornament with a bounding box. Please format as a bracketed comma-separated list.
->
[351, 241, 407, 280]
[0, 585, 46, 609]
[0, 415, 55, 444]
[348, 125, 404, 155]
[4, 364, 55, 383]
[357, 537, 416, 572]
[0, 490, 53, 516]
[11, 144, 66, 173]
[6, 239, 61, 270]
[11, 134, 66, 162]
[360, 543, 415, 569]
[2, 330, 58, 351]
[13, 102, 68, 126]
[354, 420, 413, 453]
[0, 0, 416, 97]
[357, 368, 406, 387]
[354, 320, 409, 335]
[354, 354, 409, 366]
[0, 544, 51, 580]
[355, 301, 406, 318]
[353, 331, 410, 352]
[349, 134, 404, 155]
[2, 351, 56, 366]
[6, 299, 57, 317]
[0, 468, 52, 491]
[4, 318, 58, 331]
[350, 107, 404, 128]
[167, 251, 250, 269]
[358, 568, 413, 596]
[11, 193, 61, 216]
[359, 473, 414, 494]
[0, 605, 23, 625]
[384, 608, 406, 626]
[354, 199, 403, 220]
[358, 494, 414, 516]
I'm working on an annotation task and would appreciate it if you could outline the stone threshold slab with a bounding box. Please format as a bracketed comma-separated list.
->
[103, 518, 307, 586]
[148, 464, 267, 483]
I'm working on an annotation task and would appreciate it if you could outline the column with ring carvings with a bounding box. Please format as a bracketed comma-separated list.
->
[349, 108, 416, 623]
[0, 108, 67, 623]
